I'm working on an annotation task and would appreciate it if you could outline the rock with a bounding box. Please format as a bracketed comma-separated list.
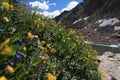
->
[98, 51, 120, 80]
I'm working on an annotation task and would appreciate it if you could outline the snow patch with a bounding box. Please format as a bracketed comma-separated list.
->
[96, 19, 103, 24]
[83, 16, 89, 20]
[114, 26, 120, 31]
[110, 45, 119, 48]
[96, 18, 120, 27]
[73, 18, 81, 24]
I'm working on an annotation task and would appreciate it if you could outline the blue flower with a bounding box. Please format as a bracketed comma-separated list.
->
[14, 0, 19, 3]
[0, 29, 4, 33]
[17, 51, 24, 57]
[8, 61, 14, 67]
[14, 54, 20, 62]
[17, 39, 22, 45]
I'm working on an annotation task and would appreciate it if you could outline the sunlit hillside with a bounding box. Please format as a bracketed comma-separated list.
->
[0, 0, 101, 80]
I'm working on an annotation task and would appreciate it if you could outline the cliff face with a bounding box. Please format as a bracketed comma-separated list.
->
[55, 0, 120, 45]
[55, 0, 120, 28]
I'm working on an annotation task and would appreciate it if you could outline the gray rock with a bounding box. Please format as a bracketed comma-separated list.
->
[98, 51, 120, 80]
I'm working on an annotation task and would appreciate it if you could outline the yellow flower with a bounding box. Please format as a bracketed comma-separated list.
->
[41, 56, 49, 61]
[58, 28, 63, 31]
[46, 44, 51, 47]
[2, 2, 13, 11]
[41, 41, 46, 45]
[27, 32, 34, 39]
[34, 18, 41, 25]
[3, 17, 9, 22]
[95, 60, 99, 65]
[38, 46, 47, 52]
[49, 48, 56, 54]
[93, 50, 98, 55]
[5, 65, 14, 74]
[23, 46, 27, 51]
[99, 68, 106, 77]
[68, 29, 75, 35]
[76, 39, 81, 44]
[47, 73, 57, 80]
[0, 38, 12, 55]
[0, 76, 7, 80]
[67, 37, 71, 40]
[51, 65, 56, 68]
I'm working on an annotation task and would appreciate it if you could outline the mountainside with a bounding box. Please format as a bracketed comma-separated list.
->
[55, 0, 120, 45]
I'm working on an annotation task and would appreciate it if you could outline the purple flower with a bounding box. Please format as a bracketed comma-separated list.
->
[0, 29, 3, 33]
[17, 51, 24, 57]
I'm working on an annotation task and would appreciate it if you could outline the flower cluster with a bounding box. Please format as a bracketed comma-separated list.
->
[2, 2, 13, 11]
[0, 0, 101, 80]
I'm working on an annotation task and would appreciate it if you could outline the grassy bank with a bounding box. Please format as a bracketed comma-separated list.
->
[0, 0, 101, 80]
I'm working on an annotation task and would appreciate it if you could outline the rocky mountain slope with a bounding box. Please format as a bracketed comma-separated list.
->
[55, 0, 120, 45]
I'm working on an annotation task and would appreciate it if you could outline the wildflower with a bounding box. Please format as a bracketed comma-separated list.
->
[38, 46, 44, 50]
[94, 50, 98, 55]
[58, 27, 63, 31]
[0, 76, 7, 80]
[47, 73, 57, 80]
[3, 17, 9, 22]
[14, 54, 20, 62]
[46, 44, 51, 47]
[76, 39, 81, 44]
[67, 37, 71, 40]
[41, 56, 49, 61]
[16, 51, 24, 57]
[49, 48, 56, 54]
[68, 29, 75, 35]
[41, 41, 46, 45]
[51, 65, 56, 68]
[27, 32, 34, 39]
[99, 68, 106, 77]
[2, 2, 13, 11]
[95, 60, 99, 65]
[22, 46, 27, 51]
[34, 18, 41, 25]
[38, 46, 47, 52]
[0, 29, 4, 33]
[17, 39, 22, 45]
[0, 38, 12, 55]
[14, 0, 19, 3]
[8, 61, 14, 67]
[5, 65, 14, 74]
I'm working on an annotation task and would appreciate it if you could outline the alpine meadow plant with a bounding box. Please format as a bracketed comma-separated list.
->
[0, 0, 101, 80]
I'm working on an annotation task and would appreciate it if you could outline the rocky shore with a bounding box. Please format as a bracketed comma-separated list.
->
[98, 52, 120, 80]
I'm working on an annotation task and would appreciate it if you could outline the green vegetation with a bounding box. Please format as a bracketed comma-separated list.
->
[0, 0, 101, 80]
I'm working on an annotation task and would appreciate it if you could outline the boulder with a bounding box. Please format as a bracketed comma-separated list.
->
[98, 51, 120, 80]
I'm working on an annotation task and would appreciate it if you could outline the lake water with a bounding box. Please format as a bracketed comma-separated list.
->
[85, 41, 120, 55]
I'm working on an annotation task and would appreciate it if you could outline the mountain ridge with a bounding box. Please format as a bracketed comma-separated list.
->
[55, 0, 120, 45]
